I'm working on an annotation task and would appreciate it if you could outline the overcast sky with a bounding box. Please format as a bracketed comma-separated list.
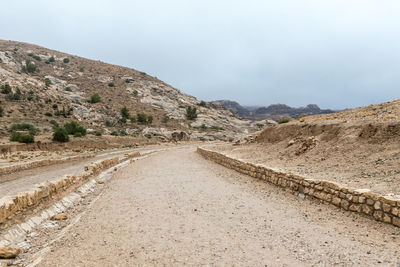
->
[1, 0, 399, 109]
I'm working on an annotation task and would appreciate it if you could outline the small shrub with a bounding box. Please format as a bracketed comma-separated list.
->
[136, 113, 147, 124]
[49, 56, 55, 63]
[256, 123, 264, 129]
[185, 106, 197, 120]
[200, 124, 207, 130]
[132, 90, 138, 96]
[0, 106, 3, 117]
[130, 116, 136, 123]
[120, 106, 130, 119]
[10, 132, 34, 143]
[198, 101, 207, 107]
[89, 93, 102, 103]
[64, 121, 86, 136]
[21, 60, 37, 73]
[94, 131, 102, 136]
[110, 130, 118, 136]
[45, 60, 50, 64]
[65, 87, 72, 92]
[108, 82, 115, 87]
[63, 57, 69, 63]
[6, 88, 21, 101]
[210, 126, 224, 131]
[162, 115, 169, 123]
[52, 127, 69, 142]
[45, 98, 52, 104]
[120, 117, 127, 124]
[278, 118, 290, 124]
[45, 111, 52, 116]
[105, 120, 112, 127]
[144, 133, 152, 139]
[73, 132, 83, 137]
[79, 66, 84, 72]
[28, 53, 41, 61]
[27, 96, 33, 101]
[9, 123, 39, 135]
[119, 130, 128, 136]
[44, 78, 52, 87]
[1, 83, 12, 94]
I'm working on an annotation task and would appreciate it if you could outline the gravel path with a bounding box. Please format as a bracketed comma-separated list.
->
[32, 146, 400, 266]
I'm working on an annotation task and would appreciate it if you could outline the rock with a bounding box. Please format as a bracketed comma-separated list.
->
[0, 247, 20, 259]
[53, 213, 68, 220]
[96, 180, 104, 184]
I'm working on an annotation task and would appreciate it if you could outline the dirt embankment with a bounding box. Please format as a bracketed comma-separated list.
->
[215, 120, 400, 195]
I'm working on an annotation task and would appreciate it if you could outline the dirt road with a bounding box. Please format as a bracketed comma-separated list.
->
[23, 146, 400, 266]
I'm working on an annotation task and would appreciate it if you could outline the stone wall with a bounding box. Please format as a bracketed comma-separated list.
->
[197, 147, 400, 228]
[0, 157, 119, 225]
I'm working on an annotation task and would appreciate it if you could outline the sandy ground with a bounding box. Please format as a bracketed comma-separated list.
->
[15, 145, 400, 266]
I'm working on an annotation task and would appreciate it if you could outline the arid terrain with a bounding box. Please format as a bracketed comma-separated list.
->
[0, 40, 399, 266]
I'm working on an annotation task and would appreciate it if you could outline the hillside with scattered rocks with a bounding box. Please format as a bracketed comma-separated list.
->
[0, 40, 257, 144]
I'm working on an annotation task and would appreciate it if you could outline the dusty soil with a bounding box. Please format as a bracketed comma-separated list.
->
[16, 146, 400, 266]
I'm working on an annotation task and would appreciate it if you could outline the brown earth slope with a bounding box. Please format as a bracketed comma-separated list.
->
[0, 40, 257, 143]
[212, 98, 400, 195]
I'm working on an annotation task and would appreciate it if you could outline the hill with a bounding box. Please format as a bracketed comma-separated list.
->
[212, 100, 335, 121]
[0, 40, 258, 144]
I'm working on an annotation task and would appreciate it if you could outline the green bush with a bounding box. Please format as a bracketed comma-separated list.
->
[110, 130, 118, 136]
[6, 88, 21, 101]
[256, 123, 264, 129]
[64, 121, 86, 136]
[45, 112, 52, 116]
[200, 124, 207, 130]
[144, 133, 152, 139]
[136, 113, 147, 124]
[10, 132, 34, 143]
[28, 53, 41, 61]
[210, 125, 224, 131]
[278, 118, 290, 124]
[120, 117, 127, 124]
[105, 120, 112, 127]
[130, 116, 136, 123]
[108, 82, 115, 87]
[49, 56, 55, 63]
[73, 132, 83, 137]
[63, 58, 70, 63]
[198, 101, 207, 107]
[132, 90, 138, 96]
[9, 123, 40, 135]
[52, 127, 69, 142]
[89, 93, 102, 103]
[44, 78, 52, 87]
[186, 106, 197, 120]
[21, 60, 37, 73]
[120, 106, 130, 119]
[1, 83, 12, 94]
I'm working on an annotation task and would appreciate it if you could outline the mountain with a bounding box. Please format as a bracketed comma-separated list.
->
[212, 100, 335, 121]
[0, 40, 257, 142]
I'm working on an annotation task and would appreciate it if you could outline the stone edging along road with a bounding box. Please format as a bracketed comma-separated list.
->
[197, 147, 400, 228]
[0, 155, 94, 176]
[0, 151, 140, 226]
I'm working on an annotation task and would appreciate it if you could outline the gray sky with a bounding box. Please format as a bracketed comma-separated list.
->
[1, 0, 399, 109]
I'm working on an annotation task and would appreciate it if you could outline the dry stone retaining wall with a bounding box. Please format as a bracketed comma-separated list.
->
[197, 147, 400, 228]
[0, 157, 119, 225]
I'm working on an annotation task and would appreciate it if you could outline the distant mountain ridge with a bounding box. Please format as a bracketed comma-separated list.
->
[211, 100, 336, 121]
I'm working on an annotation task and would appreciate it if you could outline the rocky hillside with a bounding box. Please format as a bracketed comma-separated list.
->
[0, 40, 257, 142]
[212, 100, 335, 121]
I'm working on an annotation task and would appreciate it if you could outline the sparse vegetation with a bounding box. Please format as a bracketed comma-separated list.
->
[210, 125, 224, 131]
[5, 87, 21, 101]
[132, 90, 138, 96]
[79, 66, 85, 72]
[136, 113, 153, 124]
[0, 106, 3, 117]
[278, 118, 290, 124]
[89, 93, 102, 103]
[52, 127, 69, 142]
[28, 53, 41, 61]
[49, 56, 55, 62]
[105, 120, 113, 127]
[256, 123, 264, 129]
[45, 112, 53, 116]
[108, 82, 115, 87]
[49, 120, 59, 128]
[186, 106, 198, 120]
[63, 57, 70, 63]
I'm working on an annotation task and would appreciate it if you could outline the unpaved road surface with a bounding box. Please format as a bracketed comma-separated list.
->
[22, 146, 400, 266]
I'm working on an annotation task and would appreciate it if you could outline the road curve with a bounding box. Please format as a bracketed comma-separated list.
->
[31, 146, 400, 266]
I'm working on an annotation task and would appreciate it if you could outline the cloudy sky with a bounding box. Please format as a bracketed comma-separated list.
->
[1, 0, 399, 109]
